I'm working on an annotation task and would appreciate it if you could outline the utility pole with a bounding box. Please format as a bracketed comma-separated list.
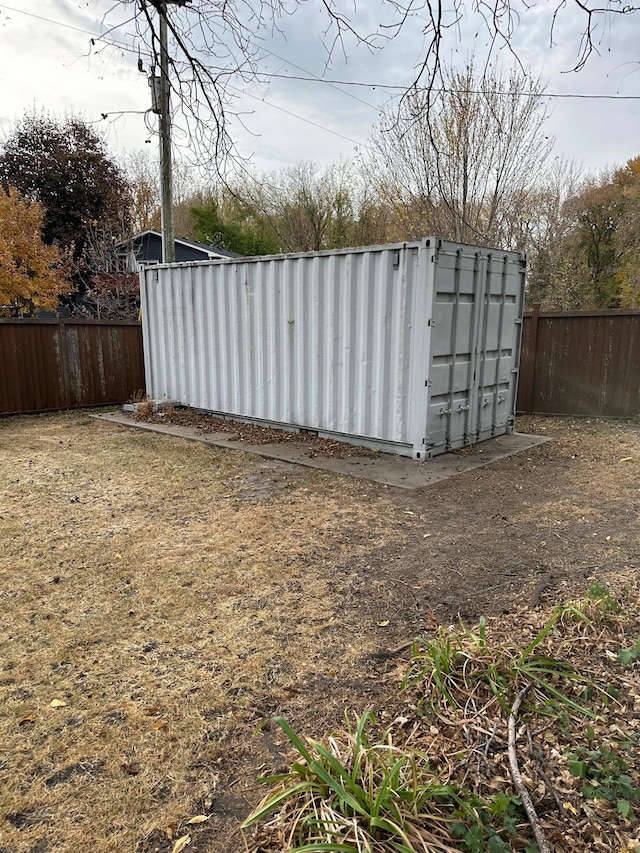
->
[158, 5, 174, 264]
[148, 1, 190, 264]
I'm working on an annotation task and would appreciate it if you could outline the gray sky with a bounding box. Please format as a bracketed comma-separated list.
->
[1, 0, 639, 178]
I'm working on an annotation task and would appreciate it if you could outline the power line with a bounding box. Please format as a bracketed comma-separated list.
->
[6, 0, 640, 105]
[227, 83, 366, 146]
[542, 92, 640, 100]
[0, 2, 369, 143]
[0, 2, 367, 147]
[4, 0, 636, 156]
[5, 3, 638, 103]
[268, 72, 640, 100]
[0, 3, 142, 55]
[255, 45, 381, 113]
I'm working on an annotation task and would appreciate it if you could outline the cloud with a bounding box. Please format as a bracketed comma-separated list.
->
[1, 0, 638, 175]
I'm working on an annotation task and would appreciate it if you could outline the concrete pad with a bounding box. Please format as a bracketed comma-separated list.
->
[93, 411, 549, 490]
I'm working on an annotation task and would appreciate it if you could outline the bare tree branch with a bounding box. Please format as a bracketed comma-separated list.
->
[96, 0, 639, 176]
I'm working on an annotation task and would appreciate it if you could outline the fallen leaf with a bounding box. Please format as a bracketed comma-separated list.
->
[143, 706, 161, 716]
[153, 720, 168, 729]
[619, 457, 633, 463]
[172, 835, 191, 853]
[115, 553, 122, 559]
[423, 533, 432, 538]
[606, 535, 611, 541]
[49, 699, 67, 708]
[186, 815, 210, 825]
[377, 620, 390, 627]
[19, 714, 36, 725]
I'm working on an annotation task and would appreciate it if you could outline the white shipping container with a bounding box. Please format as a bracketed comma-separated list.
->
[140, 238, 526, 460]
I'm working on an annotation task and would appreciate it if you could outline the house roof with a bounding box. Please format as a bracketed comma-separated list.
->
[120, 230, 241, 259]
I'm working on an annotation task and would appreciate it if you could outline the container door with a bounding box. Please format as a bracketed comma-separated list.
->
[470, 251, 524, 445]
[425, 244, 524, 455]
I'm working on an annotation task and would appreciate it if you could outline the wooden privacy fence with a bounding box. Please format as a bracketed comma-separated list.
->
[2, 311, 638, 419]
[0, 320, 145, 415]
[517, 306, 640, 418]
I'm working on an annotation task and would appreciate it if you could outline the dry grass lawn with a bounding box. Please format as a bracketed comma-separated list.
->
[0, 413, 404, 853]
[1, 412, 639, 853]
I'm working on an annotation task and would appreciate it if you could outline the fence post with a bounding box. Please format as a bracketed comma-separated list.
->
[522, 302, 540, 415]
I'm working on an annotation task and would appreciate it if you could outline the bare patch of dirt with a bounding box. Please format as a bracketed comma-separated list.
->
[0, 412, 638, 852]
[321, 416, 640, 655]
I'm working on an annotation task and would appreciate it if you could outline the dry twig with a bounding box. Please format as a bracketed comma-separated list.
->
[507, 684, 551, 853]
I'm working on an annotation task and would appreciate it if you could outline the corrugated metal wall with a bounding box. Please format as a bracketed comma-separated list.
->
[143, 244, 429, 456]
[0, 320, 145, 415]
[5, 309, 637, 422]
[517, 308, 640, 417]
[141, 239, 525, 459]
[426, 247, 525, 453]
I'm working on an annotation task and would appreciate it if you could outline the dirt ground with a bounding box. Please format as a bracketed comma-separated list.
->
[0, 412, 638, 852]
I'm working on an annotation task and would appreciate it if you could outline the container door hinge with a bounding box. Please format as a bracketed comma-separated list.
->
[425, 379, 432, 387]
[427, 318, 435, 326]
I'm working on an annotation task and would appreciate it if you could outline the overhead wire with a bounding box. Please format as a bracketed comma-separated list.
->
[0, 1, 369, 146]
[266, 72, 640, 100]
[0, 3, 143, 56]
[225, 82, 366, 146]
[2, 0, 639, 160]
[2, 3, 639, 102]
[253, 44, 383, 112]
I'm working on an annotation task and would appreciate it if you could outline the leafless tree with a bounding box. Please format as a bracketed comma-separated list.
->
[367, 61, 553, 249]
[82, 217, 141, 320]
[98, 0, 638, 176]
[237, 160, 388, 252]
[121, 149, 202, 236]
[522, 157, 588, 308]
[121, 150, 160, 233]
[103, 0, 381, 176]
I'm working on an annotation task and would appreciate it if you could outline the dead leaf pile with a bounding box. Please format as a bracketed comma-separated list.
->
[130, 405, 381, 457]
